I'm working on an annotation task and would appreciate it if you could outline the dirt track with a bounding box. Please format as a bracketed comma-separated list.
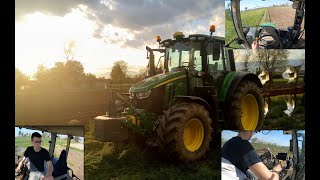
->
[268, 6, 305, 39]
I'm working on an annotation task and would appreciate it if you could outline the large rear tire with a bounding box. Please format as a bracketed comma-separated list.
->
[156, 103, 213, 162]
[230, 80, 264, 130]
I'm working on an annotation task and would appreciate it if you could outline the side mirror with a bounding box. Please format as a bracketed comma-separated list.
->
[212, 42, 221, 60]
[290, 139, 293, 152]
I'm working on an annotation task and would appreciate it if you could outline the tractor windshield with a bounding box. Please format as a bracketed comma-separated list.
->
[166, 42, 202, 72]
[165, 39, 225, 73]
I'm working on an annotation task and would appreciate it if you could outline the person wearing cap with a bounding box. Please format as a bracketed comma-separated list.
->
[15, 132, 54, 180]
[221, 130, 285, 180]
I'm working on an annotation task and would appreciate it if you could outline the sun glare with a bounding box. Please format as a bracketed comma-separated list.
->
[15, 10, 96, 76]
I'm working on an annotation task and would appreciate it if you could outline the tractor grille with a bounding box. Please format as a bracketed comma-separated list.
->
[131, 86, 164, 114]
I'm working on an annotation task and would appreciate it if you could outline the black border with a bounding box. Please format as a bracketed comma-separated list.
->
[3, 0, 15, 178]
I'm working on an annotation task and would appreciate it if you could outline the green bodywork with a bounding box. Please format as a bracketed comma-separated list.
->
[259, 22, 276, 29]
[122, 109, 158, 135]
[163, 76, 188, 110]
[218, 71, 241, 102]
[129, 71, 186, 93]
[125, 70, 190, 134]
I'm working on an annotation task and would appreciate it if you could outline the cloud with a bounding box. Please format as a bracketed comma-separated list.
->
[15, 0, 80, 21]
[16, 0, 225, 48]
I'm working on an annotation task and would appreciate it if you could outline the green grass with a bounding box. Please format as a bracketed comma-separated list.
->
[84, 137, 221, 180]
[263, 94, 305, 129]
[225, 8, 267, 48]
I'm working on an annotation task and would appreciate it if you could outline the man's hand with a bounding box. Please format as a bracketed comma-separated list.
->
[252, 40, 259, 50]
[272, 164, 283, 173]
[15, 168, 21, 173]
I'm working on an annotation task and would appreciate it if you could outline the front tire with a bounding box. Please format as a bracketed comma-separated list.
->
[156, 103, 213, 162]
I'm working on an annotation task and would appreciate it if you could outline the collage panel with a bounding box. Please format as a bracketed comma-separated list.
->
[231, 49, 305, 130]
[15, 0, 308, 179]
[221, 130, 305, 180]
[15, 126, 84, 180]
[16, 0, 228, 179]
[225, 0, 305, 49]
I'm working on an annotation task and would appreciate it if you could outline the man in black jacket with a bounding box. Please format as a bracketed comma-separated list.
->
[221, 130, 284, 180]
[15, 132, 54, 180]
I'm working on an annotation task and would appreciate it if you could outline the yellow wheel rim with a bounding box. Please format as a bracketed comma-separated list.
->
[241, 94, 259, 130]
[183, 118, 204, 152]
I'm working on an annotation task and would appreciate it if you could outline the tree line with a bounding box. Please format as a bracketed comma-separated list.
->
[15, 60, 148, 92]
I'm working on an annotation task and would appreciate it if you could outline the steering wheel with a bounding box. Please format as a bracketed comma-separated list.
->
[257, 34, 281, 49]
[259, 149, 288, 179]
[259, 148, 278, 169]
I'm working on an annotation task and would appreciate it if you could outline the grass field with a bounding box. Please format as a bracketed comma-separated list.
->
[83, 90, 304, 179]
[84, 120, 221, 180]
[263, 94, 304, 130]
[225, 8, 267, 48]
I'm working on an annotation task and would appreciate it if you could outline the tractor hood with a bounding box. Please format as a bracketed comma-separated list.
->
[129, 71, 186, 93]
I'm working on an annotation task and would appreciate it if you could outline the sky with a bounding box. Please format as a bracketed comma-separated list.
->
[225, 0, 291, 11]
[15, 0, 225, 78]
[222, 130, 305, 147]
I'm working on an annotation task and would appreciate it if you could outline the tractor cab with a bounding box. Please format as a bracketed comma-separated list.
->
[161, 31, 228, 75]
[15, 126, 83, 180]
[157, 29, 238, 94]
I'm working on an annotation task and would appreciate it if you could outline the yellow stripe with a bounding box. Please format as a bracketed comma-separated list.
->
[126, 115, 137, 125]
[154, 75, 187, 88]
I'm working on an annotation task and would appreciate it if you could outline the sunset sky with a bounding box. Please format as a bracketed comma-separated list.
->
[15, 0, 225, 78]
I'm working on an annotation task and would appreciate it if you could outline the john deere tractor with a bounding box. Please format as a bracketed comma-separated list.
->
[94, 26, 265, 162]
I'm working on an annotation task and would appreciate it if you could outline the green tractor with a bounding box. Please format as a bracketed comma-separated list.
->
[94, 26, 265, 162]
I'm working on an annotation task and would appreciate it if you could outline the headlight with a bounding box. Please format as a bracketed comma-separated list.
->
[136, 90, 151, 99]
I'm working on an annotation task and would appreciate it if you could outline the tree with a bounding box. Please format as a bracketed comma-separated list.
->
[33, 60, 86, 89]
[110, 60, 128, 83]
[15, 68, 29, 91]
[134, 67, 147, 82]
[18, 131, 21, 137]
[254, 49, 289, 71]
[84, 73, 97, 88]
[64, 60, 85, 86]
[34, 65, 49, 81]
[64, 40, 76, 61]
[241, 50, 252, 71]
